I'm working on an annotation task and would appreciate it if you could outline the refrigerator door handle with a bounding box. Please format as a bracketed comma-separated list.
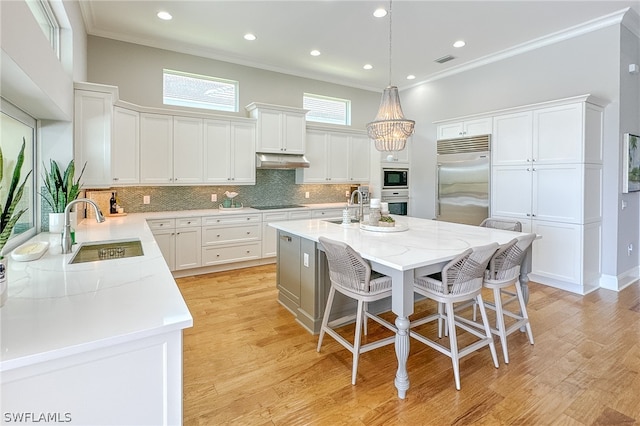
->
[436, 163, 441, 217]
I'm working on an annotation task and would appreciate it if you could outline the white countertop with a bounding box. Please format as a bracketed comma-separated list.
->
[270, 216, 526, 272]
[0, 203, 349, 372]
[0, 213, 192, 372]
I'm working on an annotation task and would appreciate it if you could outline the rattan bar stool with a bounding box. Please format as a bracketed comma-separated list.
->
[410, 243, 499, 390]
[460, 234, 536, 364]
[479, 218, 523, 232]
[317, 237, 397, 385]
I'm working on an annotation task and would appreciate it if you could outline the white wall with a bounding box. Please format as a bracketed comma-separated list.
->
[86, 36, 380, 129]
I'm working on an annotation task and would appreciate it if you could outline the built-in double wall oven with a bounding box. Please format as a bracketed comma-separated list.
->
[381, 168, 409, 215]
[381, 189, 409, 216]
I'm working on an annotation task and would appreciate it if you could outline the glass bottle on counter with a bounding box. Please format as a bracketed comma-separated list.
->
[369, 198, 381, 225]
[110, 192, 117, 214]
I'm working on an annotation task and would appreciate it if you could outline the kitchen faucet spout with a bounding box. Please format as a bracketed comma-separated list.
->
[349, 190, 364, 222]
[61, 198, 106, 254]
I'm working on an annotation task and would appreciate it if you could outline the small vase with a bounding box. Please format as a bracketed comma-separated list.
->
[0, 257, 7, 307]
[49, 212, 65, 233]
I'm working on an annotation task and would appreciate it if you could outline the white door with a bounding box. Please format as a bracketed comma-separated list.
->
[175, 227, 202, 270]
[533, 103, 583, 164]
[302, 130, 328, 183]
[173, 116, 203, 184]
[327, 133, 350, 182]
[231, 122, 256, 184]
[491, 166, 532, 220]
[532, 164, 582, 224]
[112, 107, 139, 185]
[203, 120, 231, 183]
[437, 122, 464, 139]
[492, 111, 533, 166]
[140, 113, 173, 184]
[153, 229, 176, 271]
[349, 135, 370, 182]
[257, 109, 282, 153]
[283, 112, 306, 154]
[463, 118, 493, 136]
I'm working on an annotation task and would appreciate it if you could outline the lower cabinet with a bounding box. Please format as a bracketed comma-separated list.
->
[262, 210, 313, 257]
[148, 218, 202, 271]
[201, 214, 262, 266]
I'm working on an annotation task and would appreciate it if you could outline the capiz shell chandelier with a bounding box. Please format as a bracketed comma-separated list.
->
[366, 0, 415, 152]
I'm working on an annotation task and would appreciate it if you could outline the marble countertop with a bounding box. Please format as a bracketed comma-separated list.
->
[270, 216, 525, 272]
[0, 213, 192, 372]
[0, 202, 350, 372]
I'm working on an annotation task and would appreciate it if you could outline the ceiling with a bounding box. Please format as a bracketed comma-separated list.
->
[80, 1, 640, 92]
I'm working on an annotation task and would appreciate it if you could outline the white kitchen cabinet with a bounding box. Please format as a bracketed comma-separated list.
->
[246, 102, 307, 154]
[148, 219, 176, 271]
[173, 116, 204, 184]
[140, 113, 174, 184]
[148, 217, 201, 271]
[349, 134, 371, 182]
[491, 111, 534, 166]
[297, 127, 370, 184]
[437, 117, 492, 139]
[262, 210, 312, 257]
[203, 119, 256, 184]
[74, 89, 113, 188]
[489, 94, 605, 295]
[112, 106, 140, 185]
[311, 208, 343, 219]
[201, 214, 262, 266]
[140, 114, 205, 185]
[380, 141, 410, 165]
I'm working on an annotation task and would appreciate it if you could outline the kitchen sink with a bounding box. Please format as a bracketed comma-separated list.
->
[324, 218, 360, 224]
[69, 239, 144, 264]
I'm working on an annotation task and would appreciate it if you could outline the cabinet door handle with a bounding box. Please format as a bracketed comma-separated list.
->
[216, 234, 220, 237]
[247, 231, 251, 234]
[280, 235, 292, 242]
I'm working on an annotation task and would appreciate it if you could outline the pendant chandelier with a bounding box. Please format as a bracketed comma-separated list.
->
[366, 0, 415, 152]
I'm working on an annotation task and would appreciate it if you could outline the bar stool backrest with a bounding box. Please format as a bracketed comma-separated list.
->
[319, 237, 372, 293]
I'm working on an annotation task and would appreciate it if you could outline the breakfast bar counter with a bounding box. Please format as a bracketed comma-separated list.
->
[270, 215, 527, 398]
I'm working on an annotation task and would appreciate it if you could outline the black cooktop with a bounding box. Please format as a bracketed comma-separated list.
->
[252, 204, 307, 210]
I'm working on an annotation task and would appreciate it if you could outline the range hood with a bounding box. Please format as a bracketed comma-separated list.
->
[256, 153, 310, 169]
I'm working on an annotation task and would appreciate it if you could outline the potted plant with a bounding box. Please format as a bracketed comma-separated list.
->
[1, 139, 32, 306]
[41, 159, 86, 233]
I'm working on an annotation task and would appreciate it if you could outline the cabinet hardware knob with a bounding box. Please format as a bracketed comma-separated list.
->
[113, 177, 119, 181]
[216, 254, 220, 257]
[526, 168, 530, 172]
[246, 250, 250, 253]
[217, 234, 220, 237]
[247, 232, 251, 234]
[526, 213, 531, 217]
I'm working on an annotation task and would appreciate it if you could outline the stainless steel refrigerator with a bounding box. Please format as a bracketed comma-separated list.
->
[436, 135, 490, 226]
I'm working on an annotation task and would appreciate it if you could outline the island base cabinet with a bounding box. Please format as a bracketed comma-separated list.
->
[277, 232, 301, 310]
[529, 220, 602, 295]
[1, 330, 184, 425]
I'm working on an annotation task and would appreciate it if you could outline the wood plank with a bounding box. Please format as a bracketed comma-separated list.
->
[178, 265, 640, 424]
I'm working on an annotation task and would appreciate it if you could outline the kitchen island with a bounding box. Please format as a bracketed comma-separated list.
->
[0, 214, 192, 425]
[270, 215, 528, 399]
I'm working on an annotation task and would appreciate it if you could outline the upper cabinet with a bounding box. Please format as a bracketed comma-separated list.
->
[245, 103, 308, 154]
[74, 83, 256, 187]
[74, 89, 113, 188]
[436, 117, 492, 139]
[296, 126, 370, 184]
[203, 119, 256, 184]
[112, 107, 140, 185]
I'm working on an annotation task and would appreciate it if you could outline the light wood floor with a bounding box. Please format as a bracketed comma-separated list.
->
[177, 265, 640, 425]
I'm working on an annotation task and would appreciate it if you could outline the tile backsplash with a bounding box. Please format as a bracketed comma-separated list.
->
[85, 170, 357, 215]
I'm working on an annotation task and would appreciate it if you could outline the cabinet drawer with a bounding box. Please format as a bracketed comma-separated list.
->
[312, 209, 342, 218]
[289, 211, 312, 220]
[262, 212, 289, 221]
[147, 219, 175, 231]
[202, 242, 262, 265]
[202, 214, 261, 226]
[176, 217, 201, 228]
[202, 223, 262, 245]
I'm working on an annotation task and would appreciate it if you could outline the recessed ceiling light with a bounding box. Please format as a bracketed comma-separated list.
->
[406, 75, 416, 80]
[157, 11, 172, 21]
[373, 8, 388, 18]
[453, 40, 466, 48]
[244, 33, 257, 41]
[363, 64, 373, 70]
[310, 50, 321, 57]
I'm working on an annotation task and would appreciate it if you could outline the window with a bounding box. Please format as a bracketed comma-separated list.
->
[303, 93, 351, 126]
[26, 0, 60, 59]
[163, 69, 238, 112]
[0, 99, 36, 254]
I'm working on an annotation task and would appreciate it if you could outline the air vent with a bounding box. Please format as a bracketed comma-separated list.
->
[435, 55, 456, 64]
[437, 135, 490, 154]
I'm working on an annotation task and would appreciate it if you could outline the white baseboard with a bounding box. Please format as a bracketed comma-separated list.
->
[600, 266, 640, 292]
